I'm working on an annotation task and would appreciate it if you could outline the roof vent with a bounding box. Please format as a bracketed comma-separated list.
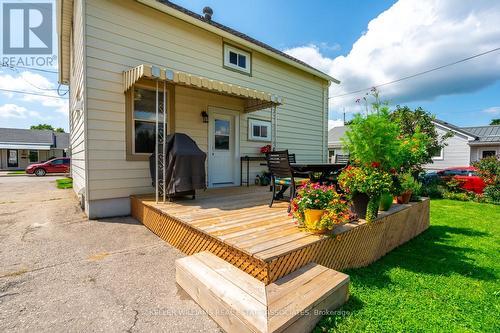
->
[203, 6, 213, 21]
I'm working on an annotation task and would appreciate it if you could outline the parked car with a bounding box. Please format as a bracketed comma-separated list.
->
[422, 167, 485, 194]
[26, 157, 70, 176]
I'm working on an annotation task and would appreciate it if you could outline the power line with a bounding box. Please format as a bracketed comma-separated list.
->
[0, 88, 68, 99]
[1, 64, 69, 95]
[330, 46, 500, 99]
[0, 64, 58, 74]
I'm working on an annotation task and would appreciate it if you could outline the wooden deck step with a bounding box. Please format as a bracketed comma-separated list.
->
[176, 251, 349, 333]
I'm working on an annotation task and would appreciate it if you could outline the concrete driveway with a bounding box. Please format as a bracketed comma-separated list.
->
[0, 176, 220, 332]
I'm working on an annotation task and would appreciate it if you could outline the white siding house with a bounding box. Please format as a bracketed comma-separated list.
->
[327, 120, 499, 172]
[57, 0, 338, 218]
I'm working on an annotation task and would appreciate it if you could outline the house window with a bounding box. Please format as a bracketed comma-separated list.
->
[132, 87, 166, 154]
[248, 118, 271, 141]
[29, 150, 38, 163]
[481, 150, 496, 159]
[431, 147, 443, 160]
[223, 43, 251, 74]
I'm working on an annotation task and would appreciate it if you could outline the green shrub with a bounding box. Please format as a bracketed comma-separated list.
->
[443, 191, 473, 201]
[483, 185, 500, 204]
[420, 179, 444, 198]
[399, 172, 422, 195]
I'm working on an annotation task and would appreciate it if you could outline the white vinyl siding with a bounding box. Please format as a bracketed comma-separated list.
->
[69, 0, 87, 196]
[423, 125, 471, 171]
[83, 0, 327, 201]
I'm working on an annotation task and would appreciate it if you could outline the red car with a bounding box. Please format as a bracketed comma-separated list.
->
[437, 167, 486, 194]
[26, 157, 70, 176]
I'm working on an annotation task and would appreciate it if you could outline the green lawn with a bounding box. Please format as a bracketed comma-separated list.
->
[316, 200, 500, 333]
[56, 178, 73, 189]
[7, 171, 26, 175]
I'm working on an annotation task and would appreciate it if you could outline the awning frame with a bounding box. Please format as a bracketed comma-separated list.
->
[123, 64, 283, 113]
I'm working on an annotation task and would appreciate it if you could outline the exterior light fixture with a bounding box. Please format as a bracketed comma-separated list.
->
[201, 111, 209, 123]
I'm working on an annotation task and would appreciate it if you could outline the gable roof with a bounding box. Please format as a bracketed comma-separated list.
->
[141, 1, 340, 83]
[328, 126, 348, 145]
[54, 132, 70, 149]
[154, 1, 337, 83]
[461, 125, 500, 143]
[432, 119, 477, 139]
[0, 128, 54, 144]
[0, 128, 70, 149]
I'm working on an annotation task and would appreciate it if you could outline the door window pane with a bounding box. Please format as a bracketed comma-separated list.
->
[29, 150, 38, 162]
[8, 150, 17, 165]
[214, 119, 230, 150]
[215, 119, 230, 135]
[215, 135, 229, 150]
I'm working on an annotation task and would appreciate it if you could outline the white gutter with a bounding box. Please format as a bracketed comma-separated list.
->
[136, 0, 340, 84]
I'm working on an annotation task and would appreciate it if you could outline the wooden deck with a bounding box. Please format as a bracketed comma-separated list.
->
[131, 186, 430, 285]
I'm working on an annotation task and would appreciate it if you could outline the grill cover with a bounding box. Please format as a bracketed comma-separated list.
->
[150, 133, 206, 197]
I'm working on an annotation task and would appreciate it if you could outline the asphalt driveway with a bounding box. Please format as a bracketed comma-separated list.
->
[0, 176, 219, 332]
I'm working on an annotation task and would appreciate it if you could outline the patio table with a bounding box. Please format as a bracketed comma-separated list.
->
[290, 163, 346, 182]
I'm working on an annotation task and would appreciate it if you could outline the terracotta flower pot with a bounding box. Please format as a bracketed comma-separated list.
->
[351, 192, 369, 219]
[304, 209, 326, 232]
[397, 190, 412, 204]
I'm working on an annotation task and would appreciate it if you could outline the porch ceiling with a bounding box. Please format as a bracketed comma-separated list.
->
[123, 64, 282, 112]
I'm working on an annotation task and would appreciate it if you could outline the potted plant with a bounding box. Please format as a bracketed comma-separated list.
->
[338, 164, 393, 222]
[260, 144, 272, 154]
[396, 172, 422, 204]
[290, 183, 351, 234]
[379, 192, 394, 211]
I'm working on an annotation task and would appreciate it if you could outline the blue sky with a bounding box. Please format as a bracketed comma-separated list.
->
[1, 0, 499, 131]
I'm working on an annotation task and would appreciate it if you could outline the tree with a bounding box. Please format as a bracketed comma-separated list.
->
[390, 106, 452, 173]
[30, 124, 65, 133]
[490, 119, 500, 125]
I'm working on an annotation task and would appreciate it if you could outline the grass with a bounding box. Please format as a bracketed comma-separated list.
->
[56, 177, 73, 189]
[7, 171, 26, 175]
[315, 200, 500, 333]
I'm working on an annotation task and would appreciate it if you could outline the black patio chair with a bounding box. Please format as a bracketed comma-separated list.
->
[266, 150, 309, 211]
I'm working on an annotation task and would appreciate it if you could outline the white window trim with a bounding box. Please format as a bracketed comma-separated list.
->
[431, 147, 444, 161]
[223, 44, 251, 74]
[248, 118, 271, 142]
[131, 86, 167, 155]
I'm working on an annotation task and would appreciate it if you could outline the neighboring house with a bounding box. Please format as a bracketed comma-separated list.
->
[462, 125, 500, 162]
[328, 120, 500, 171]
[327, 125, 349, 163]
[57, 0, 338, 218]
[0, 128, 69, 170]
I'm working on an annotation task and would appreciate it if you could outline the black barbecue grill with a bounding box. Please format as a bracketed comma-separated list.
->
[149, 133, 206, 199]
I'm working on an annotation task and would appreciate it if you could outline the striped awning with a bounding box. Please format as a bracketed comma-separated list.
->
[123, 64, 282, 112]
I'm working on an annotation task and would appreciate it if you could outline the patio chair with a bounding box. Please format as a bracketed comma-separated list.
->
[266, 150, 309, 211]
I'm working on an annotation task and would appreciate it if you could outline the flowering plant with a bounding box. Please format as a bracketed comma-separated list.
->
[260, 144, 272, 154]
[337, 165, 393, 197]
[290, 183, 351, 232]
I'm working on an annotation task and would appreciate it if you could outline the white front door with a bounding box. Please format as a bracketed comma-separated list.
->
[208, 107, 240, 187]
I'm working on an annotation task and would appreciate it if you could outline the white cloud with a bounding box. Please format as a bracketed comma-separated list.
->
[0, 103, 41, 119]
[0, 70, 69, 116]
[483, 106, 500, 114]
[285, 0, 500, 113]
[328, 119, 344, 129]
